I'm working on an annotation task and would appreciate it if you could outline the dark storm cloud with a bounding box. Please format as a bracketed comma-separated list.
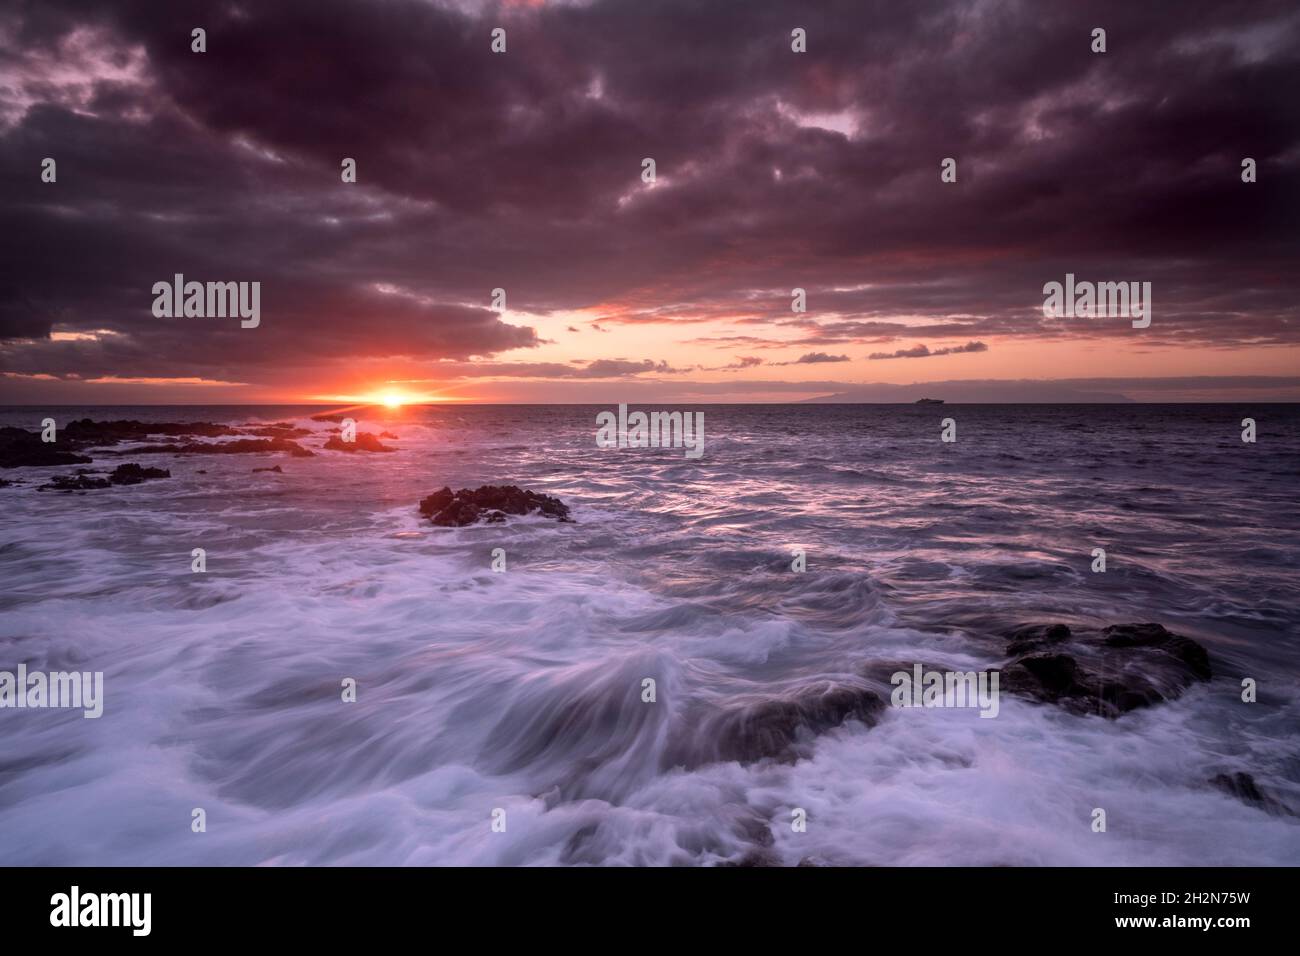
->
[2, 0, 1299, 391]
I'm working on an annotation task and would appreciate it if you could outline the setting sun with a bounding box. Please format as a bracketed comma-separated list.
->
[311, 385, 447, 406]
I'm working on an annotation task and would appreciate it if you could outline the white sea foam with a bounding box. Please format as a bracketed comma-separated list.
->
[0, 404, 1296, 865]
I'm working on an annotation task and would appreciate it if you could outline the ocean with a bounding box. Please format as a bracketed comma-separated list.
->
[1, 403, 1297, 865]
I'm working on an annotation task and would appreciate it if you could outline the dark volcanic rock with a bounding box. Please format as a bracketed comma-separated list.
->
[1001, 622, 1212, 717]
[253, 465, 283, 473]
[109, 463, 170, 485]
[1210, 772, 1297, 817]
[323, 432, 395, 453]
[63, 419, 239, 443]
[1014, 654, 1083, 695]
[3, 419, 257, 468]
[418, 485, 572, 526]
[243, 424, 311, 438]
[39, 462, 172, 491]
[434, 500, 506, 525]
[126, 438, 313, 457]
[1005, 622, 1072, 657]
[667, 681, 885, 768]
[1103, 622, 1212, 680]
[40, 473, 111, 491]
[0, 427, 93, 469]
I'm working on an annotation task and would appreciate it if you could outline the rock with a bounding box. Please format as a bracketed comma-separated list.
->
[3, 420, 261, 468]
[1001, 622, 1212, 717]
[1210, 772, 1297, 817]
[108, 463, 171, 485]
[253, 465, 283, 473]
[419, 487, 454, 512]
[242, 424, 311, 438]
[39, 474, 111, 492]
[310, 412, 348, 423]
[323, 432, 395, 453]
[1103, 622, 1212, 680]
[125, 438, 313, 457]
[1005, 622, 1072, 656]
[668, 682, 885, 768]
[418, 485, 572, 526]
[426, 499, 504, 526]
[0, 427, 94, 469]
[1014, 654, 1082, 695]
[62, 419, 239, 443]
[379, 431, 399, 439]
[38, 463, 171, 491]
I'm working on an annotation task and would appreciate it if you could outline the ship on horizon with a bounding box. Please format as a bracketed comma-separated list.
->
[914, 397, 945, 404]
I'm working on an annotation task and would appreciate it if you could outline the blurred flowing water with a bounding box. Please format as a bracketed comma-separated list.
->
[0, 403, 1297, 865]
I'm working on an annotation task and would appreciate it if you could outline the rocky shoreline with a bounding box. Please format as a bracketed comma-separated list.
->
[0, 417, 414, 470]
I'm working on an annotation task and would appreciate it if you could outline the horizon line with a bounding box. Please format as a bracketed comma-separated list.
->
[3, 400, 1298, 407]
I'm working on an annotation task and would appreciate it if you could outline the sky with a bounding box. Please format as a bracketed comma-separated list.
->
[1, 0, 1298, 404]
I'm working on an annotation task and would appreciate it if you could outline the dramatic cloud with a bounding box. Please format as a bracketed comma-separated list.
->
[1, 0, 1297, 401]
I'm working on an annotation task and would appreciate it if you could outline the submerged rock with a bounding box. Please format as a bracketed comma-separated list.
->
[668, 681, 885, 768]
[39, 473, 110, 492]
[125, 438, 313, 457]
[419, 485, 572, 526]
[1005, 622, 1072, 657]
[1210, 772, 1297, 817]
[1102, 622, 1211, 680]
[323, 432, 395, 453]
[1001, 622, 1212, 717]
[253, 465, 283, 473]
[39, 462, 172, 491]
[242, 424, 311, 438]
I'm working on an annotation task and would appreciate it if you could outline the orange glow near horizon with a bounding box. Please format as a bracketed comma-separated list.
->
[312, 385, 445, 405]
